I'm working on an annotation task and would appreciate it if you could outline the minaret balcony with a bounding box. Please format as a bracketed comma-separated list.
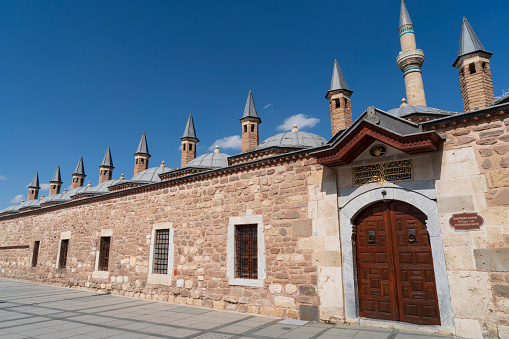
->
[397, 49, 425, 72]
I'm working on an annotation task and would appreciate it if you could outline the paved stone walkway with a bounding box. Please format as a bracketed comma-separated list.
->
[0, 279, 454, 339]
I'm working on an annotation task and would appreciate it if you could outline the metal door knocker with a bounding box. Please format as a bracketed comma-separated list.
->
[408, 230, 417, 243]
[368, 231, 376, 244]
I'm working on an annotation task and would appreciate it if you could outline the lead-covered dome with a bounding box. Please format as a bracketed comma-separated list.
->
[386, 105, 456, 118]
[186, 152, 230, 168]
[257, 130, 326, 149]
[132, 165, 173, 182]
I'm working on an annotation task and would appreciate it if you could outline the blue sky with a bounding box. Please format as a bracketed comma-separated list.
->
[1, 0, 508, 209]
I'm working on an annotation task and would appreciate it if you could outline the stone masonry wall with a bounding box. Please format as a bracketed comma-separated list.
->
[433, 116, 509, 338]
[0, 156, 340, 321]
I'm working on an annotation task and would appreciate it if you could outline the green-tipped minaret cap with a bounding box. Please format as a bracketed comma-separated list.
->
[50, 166, 62, 183]
[100, 146, 114, 168]
[134, 132, 150, 156]
[399, 0, 413, 29]
[28, 172, 40, 189]
[73, 157, 86, 176]
[181, 113, 199, 142]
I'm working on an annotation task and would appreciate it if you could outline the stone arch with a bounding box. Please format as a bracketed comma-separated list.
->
[340, 185, 454, 333]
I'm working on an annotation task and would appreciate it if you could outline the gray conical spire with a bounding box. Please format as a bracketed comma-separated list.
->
[28, 172, 40, 188]
[50, 166, 62, 183]
[242, 91, 258, 118]
[399, 0, 413, 29]
[135, 132, 150, 155]
[330, 59, 349, 91]
[73, 157, 86, 176]
[100, 146, 114, 168]
[458, 17, 488, 58]
[181, 113, 199, 141]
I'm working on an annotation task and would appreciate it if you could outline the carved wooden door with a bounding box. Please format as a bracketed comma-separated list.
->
[355, 201, 440, 325]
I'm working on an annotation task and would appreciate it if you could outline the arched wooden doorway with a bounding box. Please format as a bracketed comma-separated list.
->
[354, 201, 440, 325]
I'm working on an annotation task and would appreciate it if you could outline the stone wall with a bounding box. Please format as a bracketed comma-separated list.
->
[0, 156, 342, 322]
[433, 116, 509, 338]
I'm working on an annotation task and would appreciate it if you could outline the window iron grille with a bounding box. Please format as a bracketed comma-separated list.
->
[153, 229, 170, 274]
[235, 224, 258, 279]
[59, 239, 69, 269]
[99, 237, 111, 271]
[32, 241, 40, 267]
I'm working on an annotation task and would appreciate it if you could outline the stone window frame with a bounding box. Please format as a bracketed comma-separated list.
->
[227, 214, 266, 288]
[147, 222, 174, 286]
[56, 231, 71, 270]
[30, 235, 42, 268]
[92, 229, 113, 279]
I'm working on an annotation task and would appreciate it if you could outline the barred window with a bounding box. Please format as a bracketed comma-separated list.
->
[98, 237, 111, 271]
[59, 239, 69, 269]
[153, 229, 170, 274]
[32, 241, 40, 267]
[235, 225, 257, 279]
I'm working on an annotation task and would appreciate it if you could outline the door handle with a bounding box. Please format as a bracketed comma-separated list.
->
[408, 230, 417, 243]
[367, 231, 376, 244]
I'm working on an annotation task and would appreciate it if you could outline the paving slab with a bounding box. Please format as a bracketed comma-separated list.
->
[0, 278, 456, 338]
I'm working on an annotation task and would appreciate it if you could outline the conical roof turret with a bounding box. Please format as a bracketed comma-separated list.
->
[181, 113, 199, 141]
[134, 132, 150, 156]
[242, 91, 258, 119]
[458, 17, 489, 58]
[399, 0, 413, 29]
[330, 59, 349, 91]
[73, 157, 86, 176]
[28, 172, 40, 188]
[50, 166, 62, 183]
[100, 146, 114, 168]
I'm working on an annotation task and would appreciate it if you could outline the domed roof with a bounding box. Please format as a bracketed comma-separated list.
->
[186, 152, 230, 169]
[39, 192, 71, 206]
[386, 105, 456, 118]
[18, 199, 41, 210]
[132, 165, 173, 182]
[0, 203, 22, 215]
[257, 130, 327, 149]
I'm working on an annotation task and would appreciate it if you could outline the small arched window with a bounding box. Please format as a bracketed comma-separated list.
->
[469, 63, 476, 74]
[251, 125, 255, 132]
[141, 159, 144, 164]
[244, 125, 247, 132]
[189, 144, 193, 151]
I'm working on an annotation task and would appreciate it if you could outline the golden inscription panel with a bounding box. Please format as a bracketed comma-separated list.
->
[353, 159, 412, 186]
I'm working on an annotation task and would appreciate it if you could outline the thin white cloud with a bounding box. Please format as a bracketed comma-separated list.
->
[0, 174, 6, 180]
[10, 195, 23, 203]
[277, 114, 320, 131]
[40, 183, 51, 191]
[263, 103, 272, 109]
[209, 135, 242, 151]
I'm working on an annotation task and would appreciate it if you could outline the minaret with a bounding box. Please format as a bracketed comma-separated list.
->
[453, 17, 494, 112]
[27, 172, 40, 201]
[71, 157, 86, 190]
[240, 91, 261, 152]
[134, 132, 150, 176]
[49, 166, 62, 195]
[326, 59, 353, 135]
[180, 113, 199, 167]
[99, 146, 114, 184]
[396, 0, 427, 107]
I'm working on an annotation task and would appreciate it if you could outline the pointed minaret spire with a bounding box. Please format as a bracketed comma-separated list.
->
[49, 166, 63, 195]
[240, 91, 262, 152]
[399, 0, 413, 29]
[27, 172, 40, 201]
[134, 132, 151, 176]
[99, 146, 114, 184]
[397, 0, 426, 107]
[182, 113, 198, 140]
[453, 17, 494, 112]
[242, 90, 259, 118]
[326, 59, 353, 135]
[180, 113, 199, 167]
[330, 59, 349, 92]
[71, 157, 86, 190]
